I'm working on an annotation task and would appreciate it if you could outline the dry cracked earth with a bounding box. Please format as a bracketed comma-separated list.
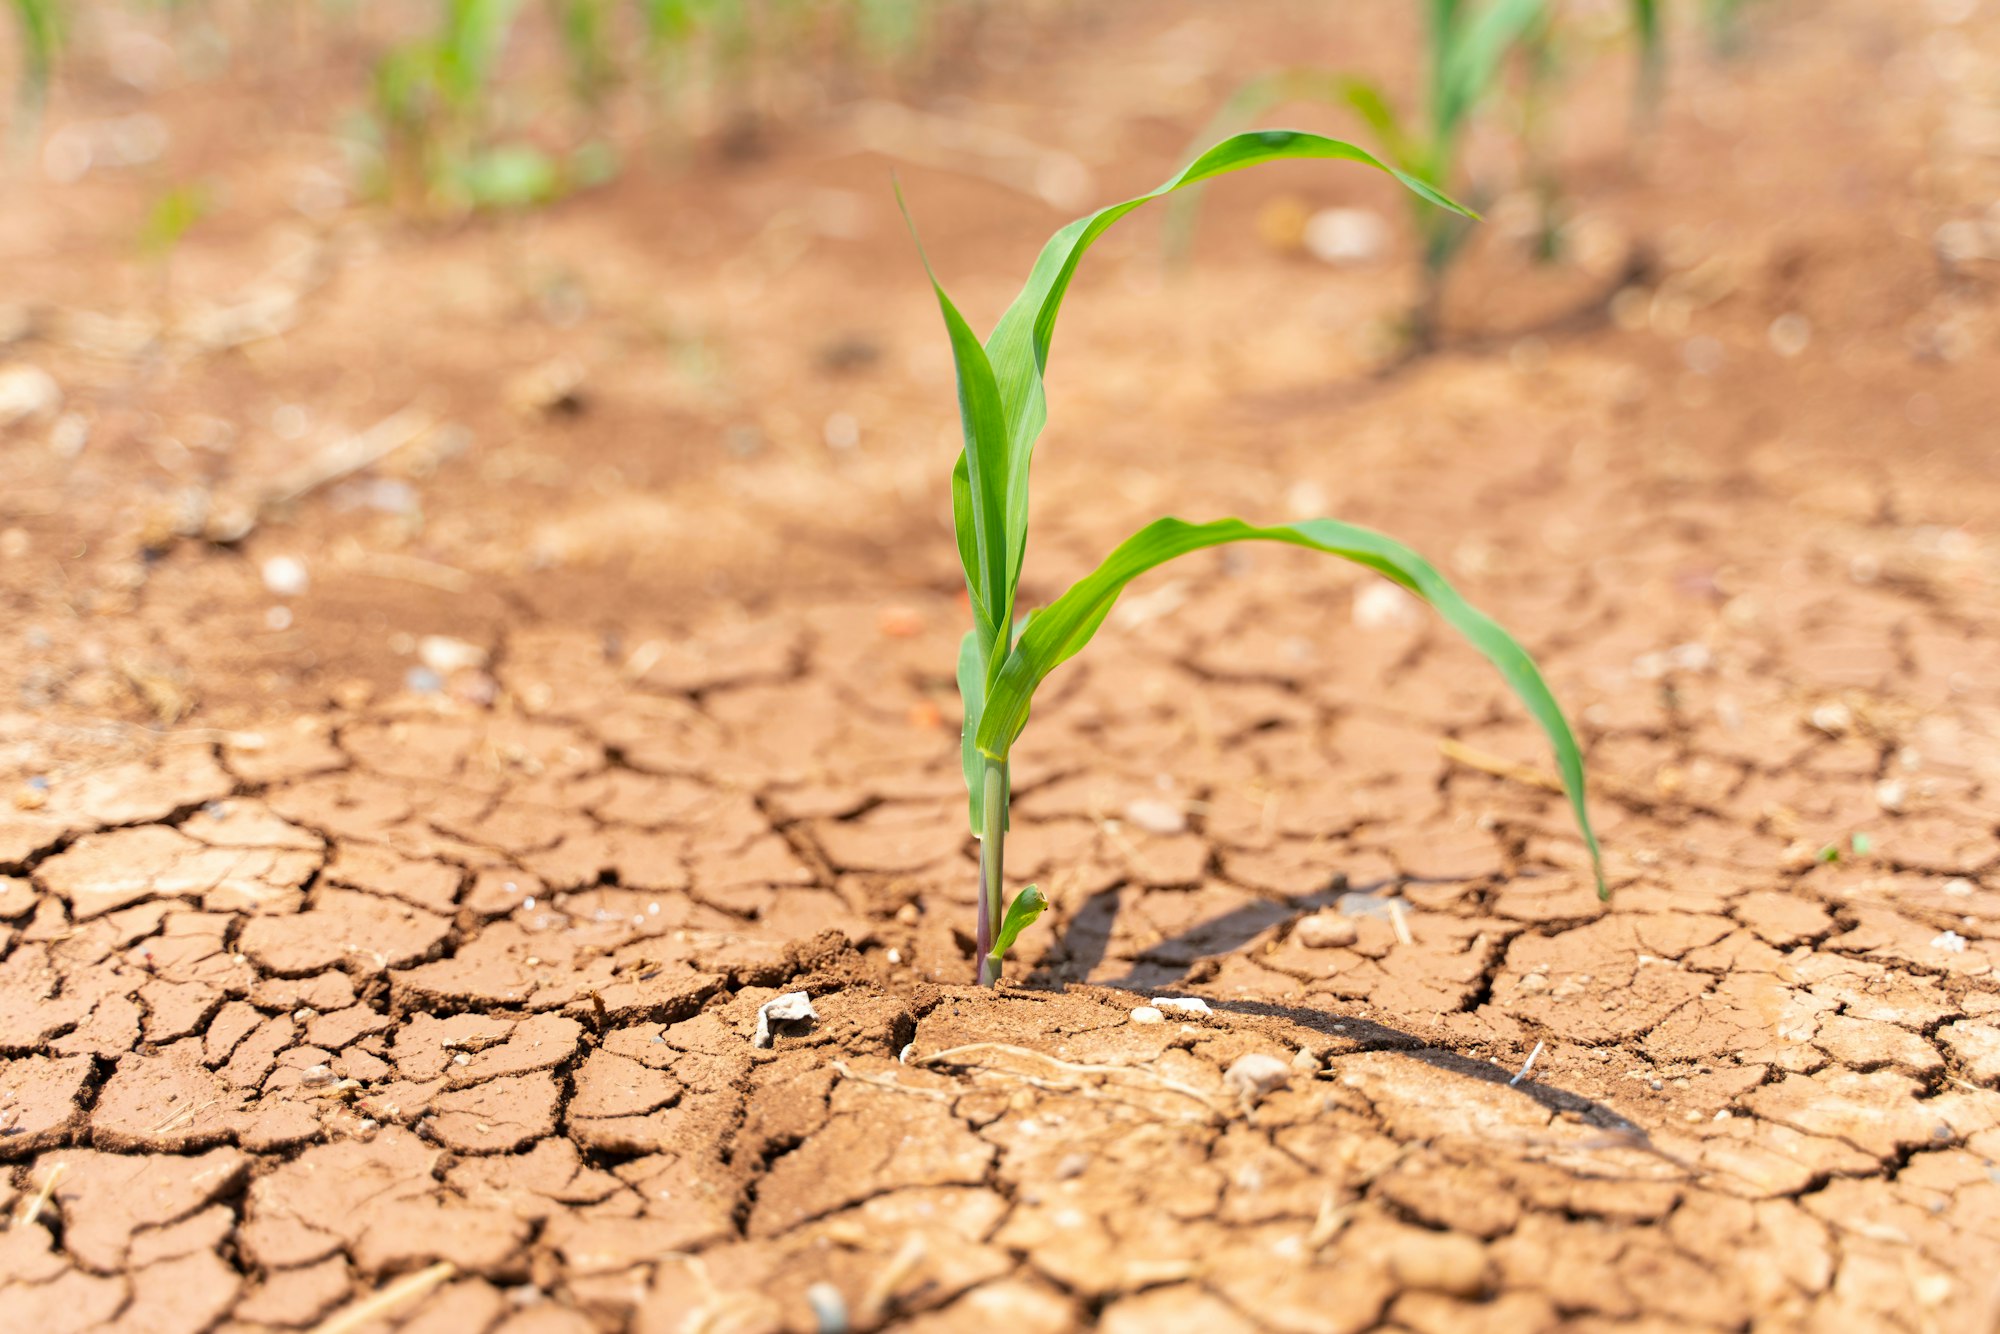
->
[4, 0, 2000, 1331]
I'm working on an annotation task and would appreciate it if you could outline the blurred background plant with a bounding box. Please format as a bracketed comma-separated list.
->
[1167, 0, 1674, 351]
[7, 0, 61, 143]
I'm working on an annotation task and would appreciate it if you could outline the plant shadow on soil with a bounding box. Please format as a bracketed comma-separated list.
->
[1025, 879, 1656, 1144]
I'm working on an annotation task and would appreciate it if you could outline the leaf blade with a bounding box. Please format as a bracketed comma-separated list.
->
[976, 515, 1605, 896]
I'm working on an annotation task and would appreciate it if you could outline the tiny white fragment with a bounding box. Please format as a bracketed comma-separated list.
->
[753, 991, 816, 1048]
[1509, 1040, 1545, 1087]
[1124, 796, 1186, 835]
[261, 555, 310, 598]
[805, 1281, 848, 1334]
[1128, 1006, 1165, 1026]
[1931, 930, 1969, 954]
[1152, 996, 1211, 1017]
[898, 1043, 914, 1064]
[1225, 1053, 1291, 1104]
[418, 634, 489, 675]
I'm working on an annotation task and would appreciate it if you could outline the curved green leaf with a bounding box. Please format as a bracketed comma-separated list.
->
[988, 885, 1047, 965]
[983, 132, 1475, 576]
[976, 516, 1605, 897]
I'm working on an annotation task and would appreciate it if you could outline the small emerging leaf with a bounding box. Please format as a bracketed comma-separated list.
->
[988, 885, 1046, 965]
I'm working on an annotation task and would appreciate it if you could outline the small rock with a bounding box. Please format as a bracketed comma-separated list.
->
[1875, 778, 1907, 813]
[0, 364, 60, 426]
[1224, 1053, 1291, 1104]
[1931, 930, 1968, 954]
[261, 555, 309, 598]
[1303, 207, 1389, 265]
[1353, 581, 1420, 629]
[419, 635, 489, 675]
[1128, 1006, 1164, 1026]
[1292, 1047, 1321, 1074]
[1123, 797, 1186, 835]
[1151, 996, 1211, 1017]
[752, 991, 816, 1048]
[300, 1064, 336, 1088]
[1809, 702, 1853, 736]
[1294, 912, 1359, 949]
[805, 1281, 848, 1334]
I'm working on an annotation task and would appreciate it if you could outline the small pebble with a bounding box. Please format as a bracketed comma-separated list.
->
[300, 1064, 335, 1088]
[1054, 1152, 1090, 1180]
[261, 555, 309, 597]
[1292, 1047, 1321, 1073]
[753, 991, 817, 1048]
[1151, 996, 1211, 1017]
[419, 634, 489, 675]
[1128, 1006, 1164, 1026]
[1303, 206, 1388, 264]
[1931, 930, 1968, 954]
[1123, 796, 1186, 835]
[805, 1281, 849, 1334]
[1294, 912, 1359, 949]
[1224, 1053, 1291, 1104]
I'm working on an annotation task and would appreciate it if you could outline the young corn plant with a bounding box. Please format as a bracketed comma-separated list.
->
[905, 130, 1605, 987]
[1170, 0, 1660, 346]
[7, 0, 60, 144]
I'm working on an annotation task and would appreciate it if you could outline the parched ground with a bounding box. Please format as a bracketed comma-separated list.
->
[2, 0, 1999, 1330]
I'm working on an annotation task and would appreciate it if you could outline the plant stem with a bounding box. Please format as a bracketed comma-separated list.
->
[975, 757, 1008, 986]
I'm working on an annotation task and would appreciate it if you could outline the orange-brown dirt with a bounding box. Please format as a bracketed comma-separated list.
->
[2, 0, 1999, 1330]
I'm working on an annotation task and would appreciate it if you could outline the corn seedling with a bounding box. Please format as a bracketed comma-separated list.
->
[7, 0, 60, 142]
[1172, 0, 1665, 346]
[905, 130, 1604, 987]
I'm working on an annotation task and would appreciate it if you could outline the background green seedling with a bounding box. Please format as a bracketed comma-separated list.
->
[1170, 0, 1663, 347]
[7, 0, 60, 143]
[905, 130, 1606, 987]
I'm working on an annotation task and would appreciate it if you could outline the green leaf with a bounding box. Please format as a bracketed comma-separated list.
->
[988, 885, 1047, 965]
[979, 130, 1474, 633]
[976, 516, 1605, 898]
[897, 189, 1013, 657]
[1435, 0, 1550, 139]
[11, 0, 60, 120]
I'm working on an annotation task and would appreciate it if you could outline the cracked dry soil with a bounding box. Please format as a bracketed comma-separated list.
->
[4, 0, 2000, 1330]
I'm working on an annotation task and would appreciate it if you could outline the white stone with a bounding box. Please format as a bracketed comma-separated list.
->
[1224, 1053, 1291, 1103]
[0, 365, 60, 426]
[1152, 996, 1211, 1017]
[1123, 796, 1186, 835]
[1294, 912, 1359, 949]
[261, 555, 310, 597]
[1303, 207, 1389, 264]
[1128, 1006, 1164, 1026]
[752, 991, 817, 1047]
[419, 634, 489, 675]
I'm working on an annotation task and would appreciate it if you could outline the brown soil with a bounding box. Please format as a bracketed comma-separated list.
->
[3, 0, 1999, 1330]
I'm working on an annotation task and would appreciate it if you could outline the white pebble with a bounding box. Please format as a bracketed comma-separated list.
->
[1303, 206, 1388, 264]
[1353, 581, 1420, 630]
[0, 365, 60, 426]
[419, 634, 489, 674]
[1152, 996, 1211, 1017]
[1224, 1053, 1291, 1103]
[753, 991, 817, 1047]
[1875, 778, 1907, 813]
[1931, 930, 1969, 954]
[1128, 1006, 1165, 1026]
[1294, 912, 1359, 949]
[1123, 796, 1186, 835]
[261, 555, 310, 597]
